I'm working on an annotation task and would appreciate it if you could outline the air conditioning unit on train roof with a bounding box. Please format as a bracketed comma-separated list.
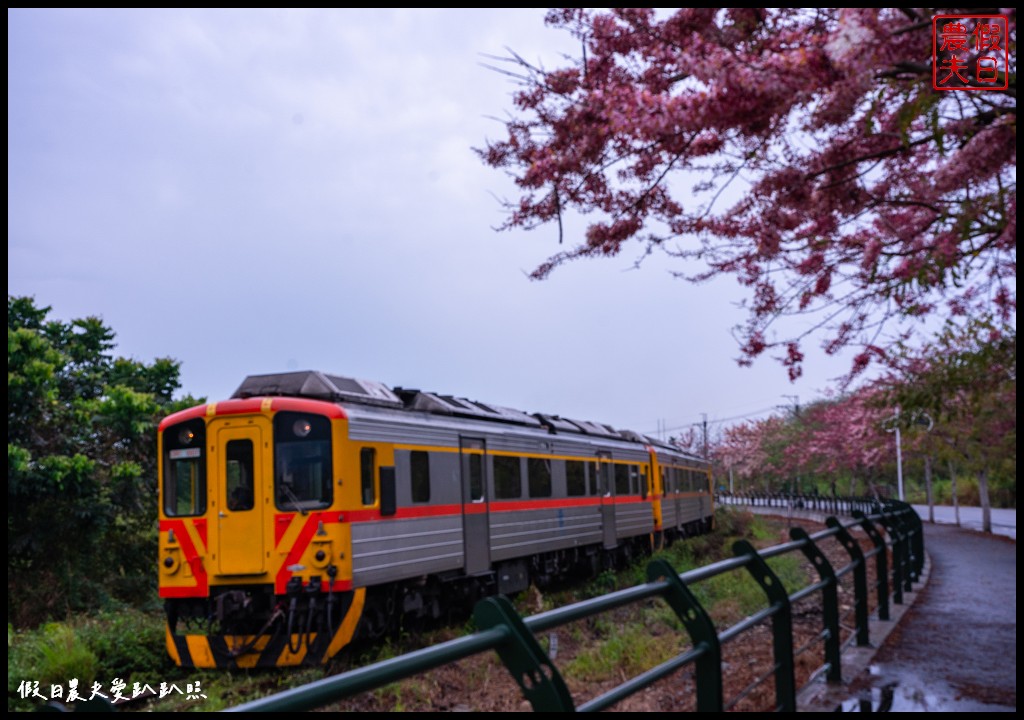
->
[394, 388, 542, 427]
[561, 418, 624, 439]
[232, 370, 403, 408]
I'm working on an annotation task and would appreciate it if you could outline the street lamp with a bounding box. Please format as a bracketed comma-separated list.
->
[884, 409, 935, 502]
[885, 407, 905, 501]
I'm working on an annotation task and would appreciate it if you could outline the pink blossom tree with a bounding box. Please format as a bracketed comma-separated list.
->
[713, 388, 898, 496]
[796, 390, 893, 495]
[884, 320, 1016, 531]
[715, 416, 793, 491]
[713, 323, 1015, 517]
[481, 8, 1016, 379]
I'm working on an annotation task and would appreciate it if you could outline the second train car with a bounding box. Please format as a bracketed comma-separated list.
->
[158, 371, 713, 668]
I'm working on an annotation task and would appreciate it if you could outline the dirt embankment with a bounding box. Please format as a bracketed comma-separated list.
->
[317, 514, 875, 712]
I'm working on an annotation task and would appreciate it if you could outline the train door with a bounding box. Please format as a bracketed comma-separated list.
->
[670, 466, 682, 531]
[210, 419, 267, 575]
[597, 451, 617, 549]
[459, 437, 490, 575]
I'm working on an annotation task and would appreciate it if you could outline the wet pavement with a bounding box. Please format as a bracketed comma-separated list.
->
[799, 521, 1017, 712]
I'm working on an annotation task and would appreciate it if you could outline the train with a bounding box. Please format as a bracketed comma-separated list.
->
[158, 370, 714, 668]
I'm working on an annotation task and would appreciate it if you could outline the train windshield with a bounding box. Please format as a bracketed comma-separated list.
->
[162, 418, 206, 517]
[274, 411, 332, 511]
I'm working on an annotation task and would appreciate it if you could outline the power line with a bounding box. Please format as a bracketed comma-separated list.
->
[641, 405, 784, 436]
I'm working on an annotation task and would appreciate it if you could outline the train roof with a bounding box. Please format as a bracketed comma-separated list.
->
[232, 370, 695, 457]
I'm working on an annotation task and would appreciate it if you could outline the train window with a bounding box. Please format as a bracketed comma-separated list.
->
[600, 461, 613, 495]
[640, 467, 648, 500]
[360, 448, 376, 506]
[615, 464, 630, 495]
[468, 453, 484, 501]
[225, 440, 254, 511]
[566, 460, 586, 496]
[589, 462, 599, 495]
[274, 412, 332, 511]
[410, 450, 430, 503]
[628, 465, 640, 495]
[494, 455, 521, 499]
[528, 457, 552, 498]
[163, 418, 206, 517]
[165, 457, 205, 516]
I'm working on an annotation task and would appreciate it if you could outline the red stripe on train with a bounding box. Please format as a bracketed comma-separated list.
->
[343, 495, 655, 522]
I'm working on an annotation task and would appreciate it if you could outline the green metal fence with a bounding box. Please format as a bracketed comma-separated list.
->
[222, 498, 922, 713]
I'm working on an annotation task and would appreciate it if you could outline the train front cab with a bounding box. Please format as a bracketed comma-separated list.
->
[158, 397, 366, 668]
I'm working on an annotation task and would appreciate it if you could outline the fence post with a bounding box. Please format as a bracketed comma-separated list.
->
[852, 511, 889, 622]
[473, 596, 576, 712]
[733, 540, 796, 712]
[904, 507, 925, 579]
[878, 512, 905, 605]
[884, 510, 914, 587]
[900, 512, 918, 587]
[889, 510, 918, 590]
[824, 517, 870, 646]
[789, 528, 842, 681]
[646, 559, 723, 712]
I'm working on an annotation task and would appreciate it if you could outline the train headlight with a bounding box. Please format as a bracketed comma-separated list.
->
[311, 540, 331, 569]
[293, 418, 312, 438]
[161, 551, 180, 574]
[178, 428, 195, 445]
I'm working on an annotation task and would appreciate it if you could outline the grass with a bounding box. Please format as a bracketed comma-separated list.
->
[526, 508, 818, 700]
[6, 607, 310, 713]
[565, 621, 678, 681]
[9, 508, 813, 712]
[7, 608, 168, 712]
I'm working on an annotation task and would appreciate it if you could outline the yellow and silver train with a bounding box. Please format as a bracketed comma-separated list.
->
[158, 371, 713, 668]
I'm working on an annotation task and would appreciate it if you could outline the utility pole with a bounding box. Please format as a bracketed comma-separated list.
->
[782, 395, 800, 494]
[701, 413, 708, 460]
[782, 395, 800, 416]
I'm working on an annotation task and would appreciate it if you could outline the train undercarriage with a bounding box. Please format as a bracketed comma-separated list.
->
[164, 582, 362, 668]
[165, 518, 714, 667]
[353, 531, 690, 643]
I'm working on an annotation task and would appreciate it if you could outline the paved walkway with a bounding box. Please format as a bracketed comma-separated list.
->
[799, 520, 1017, 712]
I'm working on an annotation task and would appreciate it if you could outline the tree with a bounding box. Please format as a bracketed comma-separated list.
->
[480, 8, 1016, 379]
[714, 415, 792, 491]
[714, 389, 894, 496]
[797, 389, 893, 495]
[883, 319, 1016, 532]
[7, 296, 201, 625]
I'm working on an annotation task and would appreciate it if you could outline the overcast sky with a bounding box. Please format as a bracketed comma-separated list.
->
[8, 8, 865, 441]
